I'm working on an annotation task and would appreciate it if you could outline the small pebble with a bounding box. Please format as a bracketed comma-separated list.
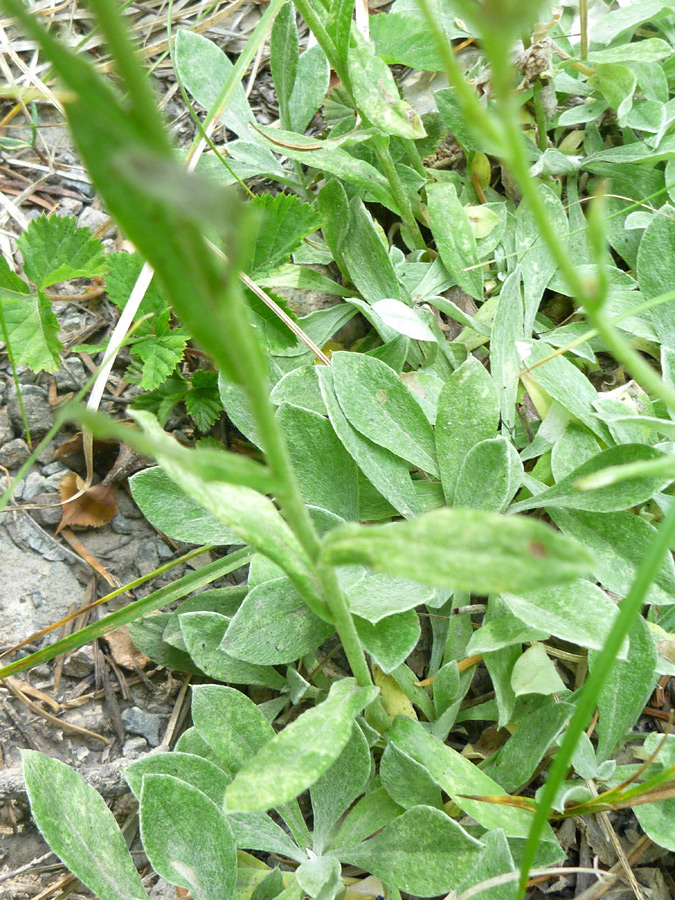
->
[0, 438, 30, 468]
[122, 736, 149, 759]
[63, 646, 95, 678]
[121, 707, 162, 747]
[54, 358, 86, 392]
[111, 512, 136, 534]
[22, 471, 47, 501]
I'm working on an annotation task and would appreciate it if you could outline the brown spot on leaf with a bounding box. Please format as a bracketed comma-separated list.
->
[527, 541, 548, 559]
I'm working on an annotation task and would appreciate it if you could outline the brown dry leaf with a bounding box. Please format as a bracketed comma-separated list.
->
[102, 627, 150, 670]
[56, 471, 119, 534]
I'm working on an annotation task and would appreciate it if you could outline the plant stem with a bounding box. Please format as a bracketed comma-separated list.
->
[401, 137, 428, 179]
[373, 136, 427, 250]
[579, 0, 589, 60]
[291, 0, 350, 91]
[517, 497, 675, 896]
[532, 81, 548, 153]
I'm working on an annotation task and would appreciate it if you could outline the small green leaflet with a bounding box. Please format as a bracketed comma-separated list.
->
[0, 284, 61, 372]
[250, 193, 323, 276]
[427, 182, 483, 301]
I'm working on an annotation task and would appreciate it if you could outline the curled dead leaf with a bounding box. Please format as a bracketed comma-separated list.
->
[56, 472, 118, 535]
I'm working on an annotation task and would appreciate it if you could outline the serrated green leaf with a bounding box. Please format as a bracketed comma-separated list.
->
[0, 288, 61, 372]
[105, 251, 170, 316]
[140, 774, 236, 900]
[132, 330, 187, 390]
[224, 679, 378, 811]
[185, 370, 222, 431]
[320, 507, 594, 595]
[251, 193, 322, 276]
[18, 214, 107, 289]
[21, 751, 147, 900]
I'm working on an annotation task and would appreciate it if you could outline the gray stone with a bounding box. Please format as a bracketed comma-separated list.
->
[122, 736, 149, 758]
[0, 528, 82, 647]
[42, 460, 69, 476]
[137, 539, 160, 576]
[121, 707, 162, 747]
[77, 206, 114, 236]
[29, 493, 63, 527]
[54, 357, 86, 392]
[0, 438, 30, 468]
[43, 466, 70, 491]
[55, 197, 83, 217]
[111, 513, 135, 534]
[148, 877, 178, 899]
[22, 471, 47, 501]
[0, 407, 14, 444]
[62, 645, 95, 678]
[156, 540, 173, 560]
[7, 384, 51, 439]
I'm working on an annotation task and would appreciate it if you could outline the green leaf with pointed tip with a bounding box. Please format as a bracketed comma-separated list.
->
[511, 643, 566, 697]
[592, 616, 658, 762]
[277, 402, 358, 521]
[270, 366, 326, 415]
[140, 774, 236, 900]
[270, 2, 297, 130]
[295, 857, 342, 900]
[191, 684, 274, 775]
[184, 370, 222, 431]
[500, 580, 622, 654]
[435, 356, 500, 504]
[128, 411, 317, 601]
[180, 612, 287, 689]
[132, 329, 187, 391]
[224, 679, 378, 812]
[126, 751, 231, 804]
[334, 805, 483, 896]
[129, 467, 241, 545]
[21, 751, 147, 900]
[289, 44, 330, 134]
[356, 609, 421, 673]
[389, 717, 556, 839]
[174, 29, 256, 139]
[428, 182, 483, 301]
[332, 351, 438, 476]
[221, 577, 334, 665]
[18, 214, 107, 289]
[347, 31, 426, 139]
[510, 445, 671, 513]
[321, 507, 593, 595]
[549, 508, 675, 607]
[345, 573, 435, 622]
[310, 725, 371, 854]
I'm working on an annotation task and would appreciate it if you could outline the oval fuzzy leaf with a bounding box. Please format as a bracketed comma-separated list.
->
[510, 444, 670, 513]
[180, 612, 287, 688]
[318, 367, 421, 517]
[126, 752, 231, 804]
[277, 402, 358, 521]
[140, 774, 236, 900]
[345, 573, 435, 622]
[222, 577, 334, 664]
[129, 411, 316, 595]
[371, 299, 437, 342]
[130, 467, 241, 545]
[454, 436, 523, 512]
[224, 679, 378, 812]
[347, 32, 426, 139]
[174, 30, 255, 139]
[21, 751, 148, 900]
[191, 685, 274, 775]
[332, 351, 439, 476]
[335, 805, 484, 896]
[501, 580, 621, 654]
[320, 507, 593, 596]
[435, 356, 500, 504]
[427, 182, 483, 301]
[356, 609, 421, 673]
[511, 642, 567, 696]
